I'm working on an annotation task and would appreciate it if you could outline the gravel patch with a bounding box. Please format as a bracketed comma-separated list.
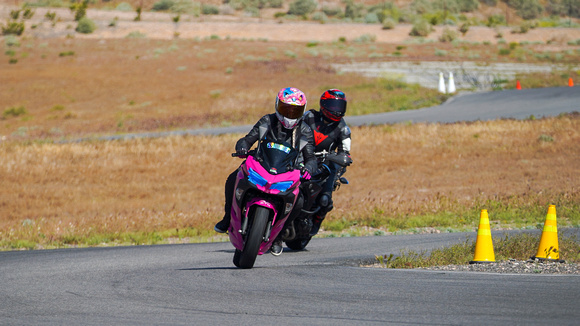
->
[415, 259, 580, 274]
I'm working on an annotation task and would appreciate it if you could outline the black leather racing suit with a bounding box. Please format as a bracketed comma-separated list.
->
[223, 113, 318, 223]
[302, 109, 352, 219]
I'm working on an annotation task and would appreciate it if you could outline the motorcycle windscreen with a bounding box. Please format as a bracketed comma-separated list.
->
[257, 140, 298, 174]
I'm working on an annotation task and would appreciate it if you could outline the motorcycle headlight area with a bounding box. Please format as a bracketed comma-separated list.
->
[248, 168, 294, 192]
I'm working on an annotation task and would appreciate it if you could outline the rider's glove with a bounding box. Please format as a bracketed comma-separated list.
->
[235, 143, 248, 156]
[301, 170, 311, 180]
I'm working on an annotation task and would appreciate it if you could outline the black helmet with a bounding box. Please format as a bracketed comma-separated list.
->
[320, 89, 347, 122]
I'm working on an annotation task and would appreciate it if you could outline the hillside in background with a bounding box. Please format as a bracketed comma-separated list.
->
[2, 0, 579, 27]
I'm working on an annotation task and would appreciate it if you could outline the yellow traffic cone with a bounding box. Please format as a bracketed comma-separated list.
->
[469, 209, 495, 264]
[532, 205, 563, 262]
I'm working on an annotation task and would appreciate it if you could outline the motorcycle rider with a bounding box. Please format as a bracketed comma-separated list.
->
[302, 89, 352, 236]
[214, 87, 318, 256]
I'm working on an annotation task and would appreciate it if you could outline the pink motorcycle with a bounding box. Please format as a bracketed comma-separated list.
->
[228, 140, 303, 269]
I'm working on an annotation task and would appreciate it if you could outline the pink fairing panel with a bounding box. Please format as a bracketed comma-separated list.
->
[244, 156, 301, 194]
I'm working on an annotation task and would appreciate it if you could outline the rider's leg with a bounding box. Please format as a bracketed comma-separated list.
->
[214, 170, 238, 233]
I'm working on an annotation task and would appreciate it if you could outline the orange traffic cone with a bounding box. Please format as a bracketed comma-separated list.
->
[569, 78, 574, 87]
[469, 209, 496, 264]
[516, 80, 522, 90]
[532, 205, 564, 262]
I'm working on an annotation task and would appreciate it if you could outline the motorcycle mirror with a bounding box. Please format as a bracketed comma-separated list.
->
[339, 177, 349, 185]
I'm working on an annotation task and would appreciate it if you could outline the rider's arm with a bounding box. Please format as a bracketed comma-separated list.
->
[337, 121, 352, 155]
[235, 114, 271, 152]
[299, 122, 318, 175]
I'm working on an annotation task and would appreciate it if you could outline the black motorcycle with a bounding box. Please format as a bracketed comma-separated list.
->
[281, 151, 352, 251]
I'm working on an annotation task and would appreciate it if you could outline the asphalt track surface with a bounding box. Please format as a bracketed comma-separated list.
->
[4, 87, 579, 325]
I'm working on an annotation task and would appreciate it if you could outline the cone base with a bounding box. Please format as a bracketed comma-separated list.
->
[469, 260, 496, 264]
[530, 256, 566, 263]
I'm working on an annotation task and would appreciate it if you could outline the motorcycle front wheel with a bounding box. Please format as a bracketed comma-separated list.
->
[233, 206, 269, 269]
[285, 237, 312, 251]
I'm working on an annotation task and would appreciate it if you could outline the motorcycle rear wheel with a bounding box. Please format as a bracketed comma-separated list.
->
[285, 237, 312, 251]
[233, 206, 269, 269]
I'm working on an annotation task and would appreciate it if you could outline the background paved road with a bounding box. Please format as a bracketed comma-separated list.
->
[1, 230, 580, 325]
[80, 86, 579, 142]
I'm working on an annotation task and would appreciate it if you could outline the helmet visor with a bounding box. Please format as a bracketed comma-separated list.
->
[320, 99, 346, 117]
[277, 101, 305, 119]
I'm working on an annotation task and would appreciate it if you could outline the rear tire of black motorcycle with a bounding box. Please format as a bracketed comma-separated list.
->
[285, 237, 311, 251]
[236, 206, 269, 269]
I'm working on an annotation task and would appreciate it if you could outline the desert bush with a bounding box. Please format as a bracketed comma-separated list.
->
[1, 21, 25, 36]
[439, 27, 458, 42]
[4, 35, 20, 47]
[480, 0, 497, 6]
[287, 0, 317, 16]
[322, 5, 341, 17]
[344, 0, 364, 19]
[512, 20, 537, 34]
[202, 4, 219, 15]
[115, 2, 134, 12]
[76, 16, 96, 34]
[410, 0, 432, 14]
[382, 17, 396, 29]
[457, 0, 479, 12]
[2, 106, 27, 119]
[459, 22, 469, 35]
[312, 11, 328, 22]
[152, 0, 174, 11]
[486, 14, 505, 27]
[70, 0, 88, 21]
[268, 0, 283, 8]
[365, 12, 380, 24]
[354, 34, 376, 43]
[410, 19, 432, 37]
[22, 8, 35, 19]
[509, 0, 543, 20]
[432, 0, 460, 13]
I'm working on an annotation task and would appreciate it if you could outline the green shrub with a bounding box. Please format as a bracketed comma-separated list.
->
[75, 17, 96, 34]
[115, 2, 134, 12]
[4, 35, 20, 46]
[457, 0, 479, 12]
[514, 0, 543, 20]
[152, 0, 174, 11]
[2, 21, 25, 36]
[382, 17, 396, 29]
[287, 0, 316, 16]
[322, 5, 341, 17]
[499, 48, 511, 55]
[486, 14, 505, 27]
[2, 106, 27, 119]
[268, 0, 283, 8]
[410, 19, 432, 37]
[312, 12, 328, 22]
[202, 4, 219, 15]
[70, 0, 88, 21]
[410, 0, 432, 14]
[459, 22, 469, 35]
[344, 0, 364, 19]
[365, 12, 380, 24]
[439, 27, 458, 42]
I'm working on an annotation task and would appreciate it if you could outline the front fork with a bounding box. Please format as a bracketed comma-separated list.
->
[241, 199, 277, 243]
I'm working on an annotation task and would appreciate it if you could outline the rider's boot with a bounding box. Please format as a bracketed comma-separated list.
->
[309, 214, 325, 237]
[214, 215, 230, 233]
[270, 237, 283, 256]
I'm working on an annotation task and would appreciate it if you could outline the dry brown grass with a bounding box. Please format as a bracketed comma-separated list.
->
[2, 37, 577, 141]
[1, 115, 578, 249]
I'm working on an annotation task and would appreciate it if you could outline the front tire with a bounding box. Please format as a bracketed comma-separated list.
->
[234, 206, 269, 269]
